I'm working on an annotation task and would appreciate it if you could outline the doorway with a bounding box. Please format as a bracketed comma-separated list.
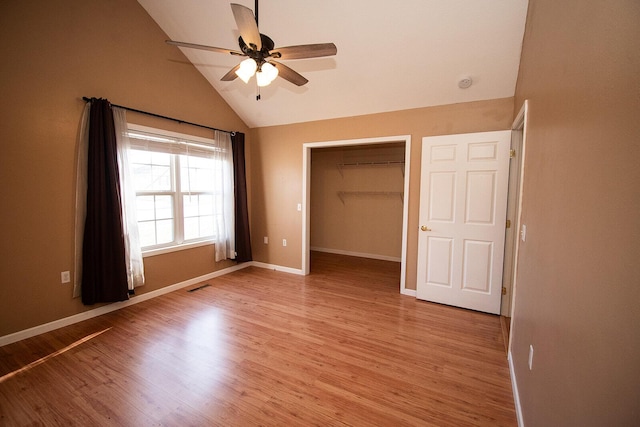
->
[302, 135, 412, 294]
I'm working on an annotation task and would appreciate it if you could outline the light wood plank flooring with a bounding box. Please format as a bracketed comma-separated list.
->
[0, 252, 516, 426]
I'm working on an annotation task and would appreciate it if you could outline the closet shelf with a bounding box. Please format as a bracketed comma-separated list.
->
[337, 191, 404, 204]
[337, 160, 405, 177]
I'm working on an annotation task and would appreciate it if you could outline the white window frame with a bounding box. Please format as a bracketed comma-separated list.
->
[127, 124, 223, 258]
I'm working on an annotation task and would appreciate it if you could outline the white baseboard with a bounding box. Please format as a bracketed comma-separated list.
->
[310, 246, 401, 263]
[508, 350, 524, 427]
[401, 288, 416, 297]
[0, 262, 252, 347]
[251, 261, 304, 276]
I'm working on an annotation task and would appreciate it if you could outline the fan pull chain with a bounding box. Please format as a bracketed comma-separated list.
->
[256, 85, 261, 101]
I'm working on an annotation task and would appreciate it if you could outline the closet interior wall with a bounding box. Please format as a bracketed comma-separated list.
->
[310, 143, 405, 262]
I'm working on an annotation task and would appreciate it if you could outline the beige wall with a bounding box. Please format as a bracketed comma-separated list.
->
[510, 0, 640, 425]
[0, 0, 249, 337]
[310, 144, 405, 260]
[250, 98, 514, 287]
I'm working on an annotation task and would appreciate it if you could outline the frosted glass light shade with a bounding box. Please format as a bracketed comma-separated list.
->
[256, 62, 279, 87]
[235, 58, 257, 83]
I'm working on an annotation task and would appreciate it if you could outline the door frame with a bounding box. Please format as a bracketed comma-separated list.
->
[507, 100, 529, 354]
[501, 114, 525, 316]
[301, 135, 412, 294]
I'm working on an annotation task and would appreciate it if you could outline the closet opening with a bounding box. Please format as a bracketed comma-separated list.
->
[302, 135, 412, 294]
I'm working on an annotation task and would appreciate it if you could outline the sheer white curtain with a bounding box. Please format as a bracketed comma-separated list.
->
[73, 103, 91, 298]
[213, 130, 236, 262]
[113, 108, 145, 290]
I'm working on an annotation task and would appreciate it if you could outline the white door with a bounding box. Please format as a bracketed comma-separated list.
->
[416, 131, 511, 314]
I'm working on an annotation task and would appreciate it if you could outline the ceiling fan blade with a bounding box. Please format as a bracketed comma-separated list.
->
[271, 43, 337, 60]
[221, 64, 241, 81]
[166, 40, 243, 56]
[231, 3, 261, 51]
[272, 61, 308, 86]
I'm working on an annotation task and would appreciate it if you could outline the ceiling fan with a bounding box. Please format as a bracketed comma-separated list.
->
[166, 1, 337, 91]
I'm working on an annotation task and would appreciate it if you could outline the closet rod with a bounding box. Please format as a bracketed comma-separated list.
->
[82, 97, 235, 135]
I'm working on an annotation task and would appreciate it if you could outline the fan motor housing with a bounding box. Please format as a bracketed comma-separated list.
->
[239, 34, 275, 61]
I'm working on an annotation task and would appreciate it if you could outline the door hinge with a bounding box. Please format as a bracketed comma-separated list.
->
[502, 287, 507, 295]
[506, 219, 511, 229]
[509, 149, 516, 158]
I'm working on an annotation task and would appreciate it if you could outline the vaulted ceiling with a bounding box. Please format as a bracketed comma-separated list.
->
[137, 0, 529, 128]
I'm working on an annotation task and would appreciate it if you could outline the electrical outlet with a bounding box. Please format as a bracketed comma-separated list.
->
[528, 345, 534, 370]
[264, 236, 269, 244]
[282, 239, 287, 247]
[61, 271, 71, 284]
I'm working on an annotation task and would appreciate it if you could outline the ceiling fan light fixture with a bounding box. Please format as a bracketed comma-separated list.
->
[167, 2, 337, 91]
[256, 62, 279, 87]
[236, 58, 257, 83]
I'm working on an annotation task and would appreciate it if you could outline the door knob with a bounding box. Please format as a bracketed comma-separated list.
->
[421, 225, 432, 232]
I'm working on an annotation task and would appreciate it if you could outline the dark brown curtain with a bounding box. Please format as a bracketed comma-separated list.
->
[231, 132, 252, 262]
[81, 98, 129, 305]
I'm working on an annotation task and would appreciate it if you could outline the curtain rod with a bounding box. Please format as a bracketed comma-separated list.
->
[82, 97, 236, 135]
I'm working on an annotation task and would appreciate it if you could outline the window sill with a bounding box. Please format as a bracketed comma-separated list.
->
[142, 239, 215, 258]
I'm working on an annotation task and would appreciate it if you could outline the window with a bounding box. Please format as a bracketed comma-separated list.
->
[126, 125, 231, 253]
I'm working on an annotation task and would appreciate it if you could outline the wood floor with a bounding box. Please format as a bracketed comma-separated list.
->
[0, 252, 516, 426]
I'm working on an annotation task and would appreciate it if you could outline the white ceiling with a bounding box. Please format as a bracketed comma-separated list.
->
[137, 0, 529, 128]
